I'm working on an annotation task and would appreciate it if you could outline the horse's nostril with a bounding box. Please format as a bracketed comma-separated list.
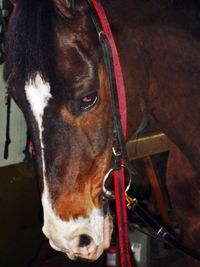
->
[79, 234, 91, 247]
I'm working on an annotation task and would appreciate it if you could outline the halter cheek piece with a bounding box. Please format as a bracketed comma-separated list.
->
[87, 2, 135, 266]
[86, 1, 135, 198]
[87, 0, 200, 262]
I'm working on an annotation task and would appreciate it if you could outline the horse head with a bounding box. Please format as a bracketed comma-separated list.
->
[5, 0, 113, 260]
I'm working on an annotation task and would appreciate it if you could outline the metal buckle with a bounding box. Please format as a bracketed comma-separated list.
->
[102, 164, 132, 199]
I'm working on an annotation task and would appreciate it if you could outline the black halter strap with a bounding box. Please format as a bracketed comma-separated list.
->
[87, 0, 200, 262]
[126, 196, 200, 261]
[86, 0, 133, 174]
[87, 2, 135, 267]
[4, 94, 11, 159]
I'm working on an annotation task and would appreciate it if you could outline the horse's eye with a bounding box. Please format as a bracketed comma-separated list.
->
[80, 92, 98, 111]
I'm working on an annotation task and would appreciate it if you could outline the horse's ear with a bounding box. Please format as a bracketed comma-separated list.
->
[9, 0, 16, 5]
[52, 0, 85, 18]
[52, 0, 74, 18]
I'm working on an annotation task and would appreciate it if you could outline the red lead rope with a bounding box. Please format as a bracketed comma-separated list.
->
[90, 1, 133, 267]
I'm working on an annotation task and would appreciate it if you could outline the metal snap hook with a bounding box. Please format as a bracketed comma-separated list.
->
[102, 165, 132, 200]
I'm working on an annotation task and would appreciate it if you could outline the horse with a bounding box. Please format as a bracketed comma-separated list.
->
[4, 0, 200, 265]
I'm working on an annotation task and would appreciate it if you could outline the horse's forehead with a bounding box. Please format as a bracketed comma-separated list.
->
[56, 36, 99, 77]
[25, 75, 52, 123]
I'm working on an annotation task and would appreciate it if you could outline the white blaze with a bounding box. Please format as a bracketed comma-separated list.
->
[25, 73, 52, 178]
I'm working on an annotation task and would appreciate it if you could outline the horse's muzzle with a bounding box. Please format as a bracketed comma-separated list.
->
[43, 213, 113, 261]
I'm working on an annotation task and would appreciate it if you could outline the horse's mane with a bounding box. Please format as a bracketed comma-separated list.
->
[4, 0, 57, 86]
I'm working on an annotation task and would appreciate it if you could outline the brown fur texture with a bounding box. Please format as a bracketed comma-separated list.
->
[4, 0, 200, 264]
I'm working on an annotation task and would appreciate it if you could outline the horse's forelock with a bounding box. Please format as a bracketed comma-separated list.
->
[4, 0, 57, 87]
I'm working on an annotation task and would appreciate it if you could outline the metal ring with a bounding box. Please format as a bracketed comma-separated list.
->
[98, 30, 105, 41]
[102, 164, 132, 200]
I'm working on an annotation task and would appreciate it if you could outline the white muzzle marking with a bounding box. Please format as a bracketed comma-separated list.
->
[42, 183, 112, 260]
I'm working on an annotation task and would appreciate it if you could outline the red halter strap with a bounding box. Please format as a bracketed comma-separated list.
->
[89, 1, 132, 267]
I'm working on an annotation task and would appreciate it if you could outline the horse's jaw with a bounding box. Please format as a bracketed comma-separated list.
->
[41, 187, 113, 261]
